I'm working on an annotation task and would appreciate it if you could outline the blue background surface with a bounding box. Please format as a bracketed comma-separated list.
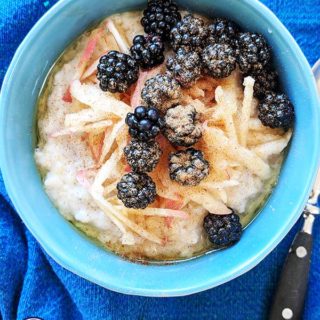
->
[0, 0, 319, 319]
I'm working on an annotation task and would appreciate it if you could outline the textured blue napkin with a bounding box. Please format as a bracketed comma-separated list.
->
[0, 1, 320, 319]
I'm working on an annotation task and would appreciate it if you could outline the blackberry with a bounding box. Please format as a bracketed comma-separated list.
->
[130, 35, 165, 69]
[117, 172, 156, 209]
[170, 14, 208, 53]
[141, 0, 181, 39]
[258, 92, 294, 129]
[164, 104, 202, 147]
[203, 212, 242, 247]
[207, 18, 240, 46]
[141, 73, 181, 112]
[125, 106, 164, 141]
[97, 51, 139, 93]
[169, 148, 209, 186]
[202, 43, 236, 78]
[166, 48, 201, 87]
[124, 140, 162, 173]
[248, 68, 279, 98]
[236, 32, 271, 73]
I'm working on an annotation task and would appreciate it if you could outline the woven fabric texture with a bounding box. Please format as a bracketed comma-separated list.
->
[0, 0, 319, 319]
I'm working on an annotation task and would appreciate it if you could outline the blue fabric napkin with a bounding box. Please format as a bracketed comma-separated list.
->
[0, 1, 320, 319]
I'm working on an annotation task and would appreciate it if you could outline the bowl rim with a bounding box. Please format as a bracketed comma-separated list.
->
[1, 0, 320, 297]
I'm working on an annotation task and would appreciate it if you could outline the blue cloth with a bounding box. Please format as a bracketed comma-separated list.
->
[0, 0, 320, 319]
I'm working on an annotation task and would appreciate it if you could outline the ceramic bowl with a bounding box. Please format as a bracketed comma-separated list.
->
[1, 0, 319, 296]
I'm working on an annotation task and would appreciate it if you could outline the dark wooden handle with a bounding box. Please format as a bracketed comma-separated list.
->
[268, 232, 313, 320]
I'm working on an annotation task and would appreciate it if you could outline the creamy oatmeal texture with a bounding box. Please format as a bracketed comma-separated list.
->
[35, 11, 292, 260]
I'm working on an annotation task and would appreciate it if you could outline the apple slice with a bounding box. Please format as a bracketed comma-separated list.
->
[161, 197, 184, 210]
[86, 131, 105, 164]
[62, 85, 72, 103]
[76, 28, 104, 80]
[105, 19, 130, 54]
[81, 54, 105, 81]
[125, 207, 188, 219]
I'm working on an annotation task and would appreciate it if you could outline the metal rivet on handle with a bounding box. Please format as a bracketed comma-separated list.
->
[296, 246, 307, 258]
[282, 308, 293, 319]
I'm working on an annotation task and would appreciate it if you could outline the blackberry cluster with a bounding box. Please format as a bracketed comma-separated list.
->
[258, 92, 294, 129]
[121, 106, 163, 208]
[141, 0, 181, 39]
[97, 51, 139, 93]
[202, 43, 236, 78]
[117, 172, 156, 209]
[207, 18, 240, 46]
[124, 140, 162, 173]
[170, 14, 208, 52]
[125, 106, 164, 141]
[234, 31, 295, 128]
[169, 148, 209, 186]
[203, 212, 242, 247]
[236, 32, 271, 73]
[141, 74, 181, 111]
[166, 48, 202, 87]
[112, 4, 295, 232]
[164, 104, 202, 147]
[130, 35, 165, 69]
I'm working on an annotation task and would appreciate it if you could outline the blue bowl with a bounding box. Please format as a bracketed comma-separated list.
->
[1, 0, 319, 297]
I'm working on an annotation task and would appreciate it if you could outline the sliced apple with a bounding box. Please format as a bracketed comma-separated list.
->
[86, 131, 105, 163]
[62, 85, 72, 103]
[75, 28, 104, 80]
